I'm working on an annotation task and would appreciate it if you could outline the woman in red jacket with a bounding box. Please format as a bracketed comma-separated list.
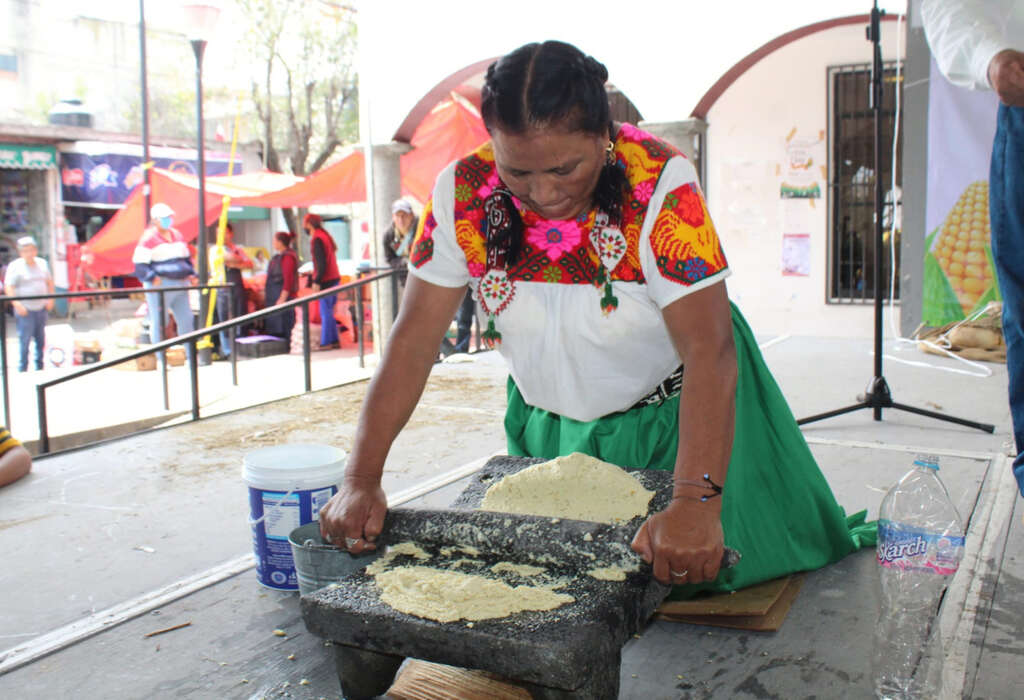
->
[304, 214, 341, 348]
[264, 231, 299, 340]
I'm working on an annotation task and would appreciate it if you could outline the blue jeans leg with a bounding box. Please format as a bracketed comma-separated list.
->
[15, 309, 47, 370]
[167, 289, 195, 362]
[989, 104, 1024, 497]
[143, 283, 164, 344]
[319, 294, 339, 346]
[30, 309, 45, 369]
[15, 312, 30, 371]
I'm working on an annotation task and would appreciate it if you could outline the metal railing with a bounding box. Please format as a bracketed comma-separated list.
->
[1, 283, 233, 428]
[2, 271, 401, 453]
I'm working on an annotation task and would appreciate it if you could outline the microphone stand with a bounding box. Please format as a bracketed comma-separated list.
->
[797, 0, 994, 434]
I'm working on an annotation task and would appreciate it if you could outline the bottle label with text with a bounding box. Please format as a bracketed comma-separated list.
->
[877, 519, 964, 575]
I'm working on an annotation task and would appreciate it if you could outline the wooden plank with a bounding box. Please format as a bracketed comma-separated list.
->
[655, 575, 791, 617]
[655, 574, 805, 632]
[388, 659, 531, 700]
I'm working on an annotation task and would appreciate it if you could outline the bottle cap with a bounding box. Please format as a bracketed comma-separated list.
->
[913, 454, 940, 470]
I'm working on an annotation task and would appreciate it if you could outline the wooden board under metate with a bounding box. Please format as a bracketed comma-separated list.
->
[389, 659, 531, 700]
[654, 574, 805, 632]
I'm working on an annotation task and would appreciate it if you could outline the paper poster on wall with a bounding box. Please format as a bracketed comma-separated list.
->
[921, 58, 1000, 326]
[779, 128, 825, 200]
[781, 234, 811, 277]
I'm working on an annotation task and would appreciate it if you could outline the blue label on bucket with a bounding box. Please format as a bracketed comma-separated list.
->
[262, 490, 301, 541]
[249, 485, 337, 591]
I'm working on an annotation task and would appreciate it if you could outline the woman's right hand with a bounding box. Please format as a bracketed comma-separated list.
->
[319, 475, 387, 554]
[12, 302, 27, 316]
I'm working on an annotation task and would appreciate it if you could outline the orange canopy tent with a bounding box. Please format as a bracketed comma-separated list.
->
[82, 92, 488, 278]
[400, 92, 488, 203]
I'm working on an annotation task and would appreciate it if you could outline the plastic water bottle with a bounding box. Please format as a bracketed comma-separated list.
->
[871, 455, 965, 699]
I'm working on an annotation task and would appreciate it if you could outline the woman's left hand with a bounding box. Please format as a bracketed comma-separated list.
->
[630, 500, 724, 586]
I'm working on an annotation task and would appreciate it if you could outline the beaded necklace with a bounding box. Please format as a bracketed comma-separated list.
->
[476, 187, 628, 348]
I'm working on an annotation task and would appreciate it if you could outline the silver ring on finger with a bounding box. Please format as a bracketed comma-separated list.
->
[345, 537, 359, 549]
[323, 533, 333, 543]
[670, 569, 688, 578]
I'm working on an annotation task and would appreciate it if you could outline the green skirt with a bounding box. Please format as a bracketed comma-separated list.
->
[504, 303, 875, 599]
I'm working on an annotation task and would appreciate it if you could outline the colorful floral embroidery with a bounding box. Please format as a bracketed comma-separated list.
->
[526, 220, 583, 261]
[633, 178, 655, 205]
[650, 182, 728, 287]
[410, 199, 436, 268]
[479, 268, 515, 314]
[672, 183, 706, 228]
[542, 265, 563, 283]
[593, 226, 628, 271]
[423, 125, 727, 296]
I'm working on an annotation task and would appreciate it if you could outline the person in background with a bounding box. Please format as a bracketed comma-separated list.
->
[132, 203, 196, 356]
[383, 199, 419, 275]
[264, 231, 299, 340]
[209, 222, 253, 359]
[0, 427, 31, 488]
[3, 236, 54, 372]
[304, 213, 341, 349]
[922, 0, 1024, 497]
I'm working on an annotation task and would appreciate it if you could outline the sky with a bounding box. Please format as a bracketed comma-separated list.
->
[357, 0, 911, 140]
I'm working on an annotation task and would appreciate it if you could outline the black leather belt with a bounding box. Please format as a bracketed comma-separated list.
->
[627, 364, 684, 411]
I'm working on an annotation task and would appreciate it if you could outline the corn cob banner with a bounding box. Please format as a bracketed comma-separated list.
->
[922, 60, 1001, 326]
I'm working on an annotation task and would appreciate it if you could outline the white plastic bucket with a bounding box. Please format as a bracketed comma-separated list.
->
[242, 443, 347, 590]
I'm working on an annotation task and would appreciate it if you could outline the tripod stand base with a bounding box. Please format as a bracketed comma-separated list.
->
[797, 376, 995, 433]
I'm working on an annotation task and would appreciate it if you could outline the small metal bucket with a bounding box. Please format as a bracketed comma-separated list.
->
[288, 522, 383, 596]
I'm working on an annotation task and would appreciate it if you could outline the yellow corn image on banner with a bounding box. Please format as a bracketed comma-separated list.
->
[922, 180, 1001, 325]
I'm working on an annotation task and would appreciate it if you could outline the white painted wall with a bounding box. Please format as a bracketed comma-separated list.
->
[706, 22, 906, 338]
[358, 0, 908, 143]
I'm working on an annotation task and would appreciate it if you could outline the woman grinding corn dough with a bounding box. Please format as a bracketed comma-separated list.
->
[319, 40, 872, 596]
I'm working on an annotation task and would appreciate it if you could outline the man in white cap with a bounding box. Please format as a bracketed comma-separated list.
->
[3, 236, 54, 372]
[132, 203, 196, 354]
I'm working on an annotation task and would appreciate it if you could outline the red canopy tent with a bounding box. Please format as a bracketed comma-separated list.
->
[82, 92, 488, 278]
[400, 92, 488, 203]
[82, 151, 366, 277]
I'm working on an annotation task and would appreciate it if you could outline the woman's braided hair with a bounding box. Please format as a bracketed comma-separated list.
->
[479, 41, 629, 268]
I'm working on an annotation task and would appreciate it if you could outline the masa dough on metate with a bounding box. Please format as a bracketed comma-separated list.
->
[374, 566, 573, 623]
[480, 452, 654, 524]
[369, 454, 649, 622]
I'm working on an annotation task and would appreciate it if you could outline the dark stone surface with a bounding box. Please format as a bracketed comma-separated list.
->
[301, 455, 681, 693]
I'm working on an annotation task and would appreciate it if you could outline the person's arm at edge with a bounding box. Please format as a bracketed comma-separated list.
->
[0, 444, 32, 488]
[631, 282, 736, 585]
[228, 245, 255, 270]
[318, 274, 467, 551]
[920, 0, 1009, 91]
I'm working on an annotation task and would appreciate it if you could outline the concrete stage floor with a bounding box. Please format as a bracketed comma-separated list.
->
[1, 334, 1020, 699]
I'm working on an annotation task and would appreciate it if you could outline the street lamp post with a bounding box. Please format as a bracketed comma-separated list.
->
[139, 0, 151, 227]
[182, 2, 221, 327]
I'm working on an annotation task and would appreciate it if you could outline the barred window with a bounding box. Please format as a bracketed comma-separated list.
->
[827, 62, 903, 303]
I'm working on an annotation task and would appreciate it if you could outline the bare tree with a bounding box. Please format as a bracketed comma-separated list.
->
[240, 0, 358, 238]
